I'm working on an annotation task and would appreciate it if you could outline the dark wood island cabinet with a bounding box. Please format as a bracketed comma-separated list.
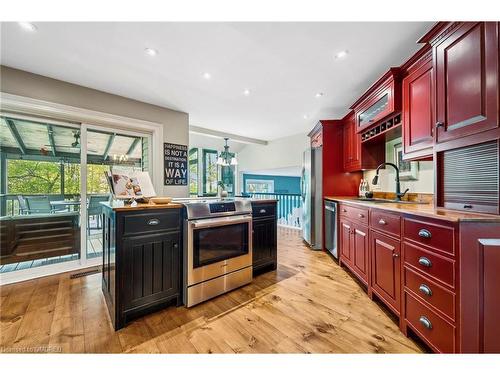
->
[101, 202, 184, 330]
[251, 201, 278, 276]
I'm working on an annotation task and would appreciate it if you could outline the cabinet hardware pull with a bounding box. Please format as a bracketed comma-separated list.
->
[173, 243, 178, 249]
[342, 209, 347, 212]
[418, 229, 432, 238]
[147, 218, 160, 226]
[419, 284, 432, 296]
[358, 213, 364, 218]
[259, 209, 266, 213]
[435, 121, 444, 128]
[378, 219, 387, 225]
[463, 204, 473, 209]
[419, 316, 433, 330]
[418, 257, 432, 267]
[392, 252, 399, 258]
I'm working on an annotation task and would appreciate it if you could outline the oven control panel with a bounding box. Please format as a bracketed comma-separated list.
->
[209, 202, 236, 214]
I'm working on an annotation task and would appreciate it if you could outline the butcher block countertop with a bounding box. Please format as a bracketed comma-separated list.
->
[325, 196, 500, 223]
[101, 201, 184, 212]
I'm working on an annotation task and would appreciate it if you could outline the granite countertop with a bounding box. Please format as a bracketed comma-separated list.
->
[325, 196, 500, 223]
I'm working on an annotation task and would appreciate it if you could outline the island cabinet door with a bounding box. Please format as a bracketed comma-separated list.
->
[370, 230, 401, 314]
[435, 22, 499, 144]
[352, 223, 369, 284]
[340, 219, 353, 266]
[403, 58, 434, 159]
[121, 232, 181, 312]
[252, 217, 277, 269]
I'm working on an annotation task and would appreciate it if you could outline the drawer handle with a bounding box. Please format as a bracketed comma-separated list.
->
[358, 213, 365, 218]
[463, 204, 473, 209]
[392, 252, 399, 258]
[419, 284, 433, 296]
[418, 257, 432, 268]
[342, 209, 347, 213]
[418, 229, 432, 239]
[259, 209, 266, 214]
[419, 316, 433, 330]
[147, 218, 160, 226]
[378, 219, 387, 225]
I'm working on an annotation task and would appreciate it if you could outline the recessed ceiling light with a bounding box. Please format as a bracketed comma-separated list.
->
[18, 22, 37, 32]
[243, 89, 251, 96]
[303, 115, 309, 120]
[315, 92, 324, 98]
[203, 72, 211, 80]
[144, 48, 158, 56]
[334, 50, 348, 59]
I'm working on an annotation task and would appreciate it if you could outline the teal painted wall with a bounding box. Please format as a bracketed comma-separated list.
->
[242, 174, 301, 194]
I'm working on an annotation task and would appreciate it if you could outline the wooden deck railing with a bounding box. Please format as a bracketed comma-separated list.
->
[245, 192, 302, 228]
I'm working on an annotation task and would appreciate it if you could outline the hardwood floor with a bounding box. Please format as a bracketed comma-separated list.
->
[0, 227, 423, 353]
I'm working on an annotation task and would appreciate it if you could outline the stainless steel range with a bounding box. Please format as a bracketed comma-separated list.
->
[179, 199, 253, 307]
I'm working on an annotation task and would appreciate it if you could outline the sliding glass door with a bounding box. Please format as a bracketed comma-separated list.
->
[0, 115, 82, 273]
[0, 113, 152, 279]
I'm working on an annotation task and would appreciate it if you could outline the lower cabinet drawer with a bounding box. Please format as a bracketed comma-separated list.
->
[122, 210, 181, 236]
[403, 242, 455, 288]
[404, 292, 455, 353]
[404, 266, 455, 321]
[339, 204, 369, 225]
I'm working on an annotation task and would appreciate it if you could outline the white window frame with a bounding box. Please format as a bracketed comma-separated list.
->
[0, 93, 163, 285]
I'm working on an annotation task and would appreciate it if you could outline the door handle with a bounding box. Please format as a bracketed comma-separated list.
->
[418, 229, 432, 239]
[419, 316, 432, 330]
[419, 284, 432, 296]
[418, 257, 432, 267]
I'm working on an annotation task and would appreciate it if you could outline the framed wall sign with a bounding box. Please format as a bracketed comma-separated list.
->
[164, 142, 188, 186]
[394, 142, 418, 181]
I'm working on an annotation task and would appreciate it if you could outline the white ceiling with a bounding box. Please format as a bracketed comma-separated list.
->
[0, 22, 432, 141]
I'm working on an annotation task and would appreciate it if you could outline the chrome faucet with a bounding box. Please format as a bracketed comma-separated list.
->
[372, 162, 409, 201]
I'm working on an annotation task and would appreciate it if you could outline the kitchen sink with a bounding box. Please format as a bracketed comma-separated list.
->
[354, 198, 428, 204]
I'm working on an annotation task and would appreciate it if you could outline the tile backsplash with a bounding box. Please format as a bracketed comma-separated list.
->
[362, 137, 434, 194]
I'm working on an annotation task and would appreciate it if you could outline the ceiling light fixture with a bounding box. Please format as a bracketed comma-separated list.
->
[144, 48, 158, 56]
[243, 89, 251, 96]
[216, 138, 238, 166]
[334, 50, 349, 59]
[203, 72, 211, 80]
[315, 92, 324, 98]
[18, 22, 37, 32]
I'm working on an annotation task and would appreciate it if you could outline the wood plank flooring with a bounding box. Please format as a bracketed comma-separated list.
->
[0, 227, 423, 353]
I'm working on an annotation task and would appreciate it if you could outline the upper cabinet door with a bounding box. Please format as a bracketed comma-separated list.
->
[403, 57, 434, 159]
[435, 22, 499, 144]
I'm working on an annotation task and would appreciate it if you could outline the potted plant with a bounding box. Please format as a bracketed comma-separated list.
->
[218, 181, 228, 197]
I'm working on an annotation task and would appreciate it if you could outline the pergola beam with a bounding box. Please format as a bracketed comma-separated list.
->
[5, 118, 27, 154]
[126, 138, 140, 156]
[47, 125, 57, 156]
[102, 133, 116, 160]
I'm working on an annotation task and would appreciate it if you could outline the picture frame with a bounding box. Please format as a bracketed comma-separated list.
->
[394, 143, 418, 181]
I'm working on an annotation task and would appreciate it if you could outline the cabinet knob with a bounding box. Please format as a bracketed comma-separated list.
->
[418, 229, 432, 239]
[342, 209, 347, 213]
[418, 256, 432, 268]
[378, 219, 387, 225]
[173, 243, 178, 249]
[435, 121, 444, 128]
[419, 316, 433, 330]
[392, 252, 399, 258]
[419, 284, 433, 296]
[358, 213, 364, 218]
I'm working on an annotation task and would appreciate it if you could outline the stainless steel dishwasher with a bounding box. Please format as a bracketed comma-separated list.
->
[324, 200, 338, 258]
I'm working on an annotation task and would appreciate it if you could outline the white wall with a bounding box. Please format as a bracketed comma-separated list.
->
[237, 132, 309, 193]
[363, 137, 434, 194]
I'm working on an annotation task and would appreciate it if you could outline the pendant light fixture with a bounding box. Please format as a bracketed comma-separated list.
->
[217, 138, 238, 166]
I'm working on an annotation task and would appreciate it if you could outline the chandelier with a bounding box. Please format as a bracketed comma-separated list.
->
[216, 138, 238, 166]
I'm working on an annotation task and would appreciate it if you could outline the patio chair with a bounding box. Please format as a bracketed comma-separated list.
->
[25, 196, 53, 214]
[87, 194, 111, 235]
[17, 195, 29, 215]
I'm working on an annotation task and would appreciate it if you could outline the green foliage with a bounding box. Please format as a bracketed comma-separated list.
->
[6, 159, 110, 194]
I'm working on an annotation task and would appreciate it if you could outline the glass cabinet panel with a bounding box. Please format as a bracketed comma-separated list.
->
[358, 93, 389, 128]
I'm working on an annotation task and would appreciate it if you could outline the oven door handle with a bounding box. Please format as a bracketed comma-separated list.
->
[191, 215, 252, 229]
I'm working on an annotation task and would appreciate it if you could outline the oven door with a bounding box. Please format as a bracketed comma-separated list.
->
[187, 214, 253, 285]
